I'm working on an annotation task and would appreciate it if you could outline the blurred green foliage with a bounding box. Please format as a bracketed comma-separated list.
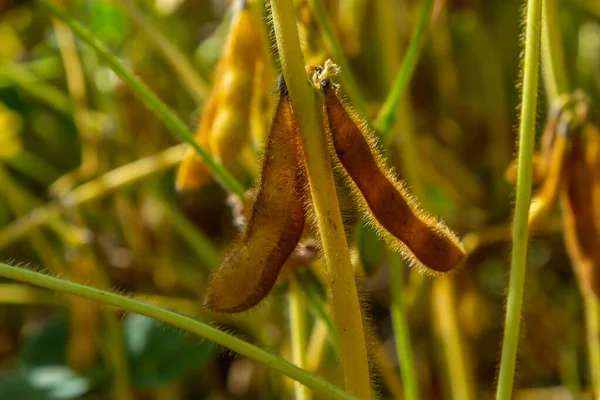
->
[0, 0, 599, 399]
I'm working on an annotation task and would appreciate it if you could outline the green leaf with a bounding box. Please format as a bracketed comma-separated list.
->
[0, 372, 52, 400]
[19, 315, 69, 369]
[18, 314, 105, 399]
[125, 314, 214, 388]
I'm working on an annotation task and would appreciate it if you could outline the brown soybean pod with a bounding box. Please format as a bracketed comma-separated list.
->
[561, 125, 600, 297]
[204, 86, 305, 313]
[322, 82, 465, 272]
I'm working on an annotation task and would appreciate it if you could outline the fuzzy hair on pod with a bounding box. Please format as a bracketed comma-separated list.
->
[204, 80, 306, 312]
[320, 80, 466, 273]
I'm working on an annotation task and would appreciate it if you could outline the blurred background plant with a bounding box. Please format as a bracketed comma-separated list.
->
[0, 0, 598, 399]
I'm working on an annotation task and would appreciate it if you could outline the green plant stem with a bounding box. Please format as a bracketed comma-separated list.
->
[389, 252, 420, 400]
[584, 293, 600, 400]
[541, 0, 569, 99]
[0, 262, 356, 400]
[297, 273, 341, 352]
[122, 0, 210, 101]
[495, 0, 543, 398]
[307, 0, 368, 119]
[102, 310, 134, 400]
[269, 0, 371, 397]
[289, 277, 312, 400]
[0, 144, 186, 250]
[38, 0, 244, 198]
[374, 0, 401, 88]
[374, 0, 434, 142]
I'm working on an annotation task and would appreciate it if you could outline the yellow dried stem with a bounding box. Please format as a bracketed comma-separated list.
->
[66, 251, 101, 373]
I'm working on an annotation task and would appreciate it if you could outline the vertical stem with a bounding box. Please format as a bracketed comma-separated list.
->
[389, 252, 420, 400]
[51, 2, 99, 193]
[102, 310, 134, 400]
[541, 0, 569, 100]
[307, 0, 368, 119]
[584, 293, 600, 400]
[432, 278, 474, 400]
[374, 0, 435, 142]
[495, 0, 543, 399]
[289, 277, 312, 400]
[269, 0, 372, 397]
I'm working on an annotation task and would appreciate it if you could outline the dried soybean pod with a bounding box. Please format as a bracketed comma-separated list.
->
[321, 81, 465, 273]
[561, 125, 600, 297]
[209, 1, 261, 166]
[504, 154, 545, 185]
[528, 123, 570, 229]
[176, 94, 219, 191]
[204, 83, 306, 313]
[176, 0, 262, 191]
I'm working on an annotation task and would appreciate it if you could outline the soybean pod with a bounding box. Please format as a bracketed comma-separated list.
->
[204, 82, 306, 313]
[321, 81, 465, 273]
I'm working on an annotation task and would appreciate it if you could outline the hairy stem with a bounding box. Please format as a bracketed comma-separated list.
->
[289, 277, 312, 400]
[390, 252, 420, 400]
[495, 0, 543, 398]
[0, 262, 355, 400]
[269, 0, 372, 397]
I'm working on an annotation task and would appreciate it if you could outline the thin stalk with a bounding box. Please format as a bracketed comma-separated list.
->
[373, 337, 405, 400]
[269, 0, 371, 397]
[495, 0, 543, 398]
[306, 319, 330, 373]
[102, 310, 134, 400]
[0, 262, 356, 400]
[289, 277, 312, 400]
[374, 0, 434, 141]
[51, 4, 99, 194]
[39, 0, 245, 198]
[307, 0, 368, 118]
[300, 271, 404, 399]
[0, 144, 186, 250]
[559, 335, 582, 399]
[373, 0, 401, 89]
[122, 0, 210, 101]
[297, 273, 341, 352]
[432, 278, 474, 400]
[584, 294, 600, 399]
[389, 252, 420, 400]
[541, 0, 569, 99]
